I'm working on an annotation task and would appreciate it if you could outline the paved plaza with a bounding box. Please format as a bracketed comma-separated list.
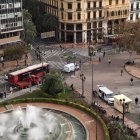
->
[1, 43, 140, 138]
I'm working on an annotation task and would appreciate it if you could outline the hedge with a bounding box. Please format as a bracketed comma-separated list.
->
[0, 98, 110, 140]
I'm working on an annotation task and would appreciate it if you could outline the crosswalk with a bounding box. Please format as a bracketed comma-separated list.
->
[31, 44, 106, 70]
[41, 48, 89, 58]
[48, 61, 67, 70]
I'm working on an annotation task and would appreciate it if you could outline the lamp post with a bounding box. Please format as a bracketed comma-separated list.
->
[36, 46, 44, 85]
[120, 98, 125, 125]
[79, 59, 81, 70]
[80, 73, 86, 97]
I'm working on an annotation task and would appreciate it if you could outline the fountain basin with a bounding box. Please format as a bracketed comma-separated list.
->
[0, 105, 87, 140]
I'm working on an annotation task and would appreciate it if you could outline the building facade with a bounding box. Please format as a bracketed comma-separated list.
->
[128, 0, 140, 21]
[104, 0, 129, 35]
[40, 0, 129, 44]
[0, 0, 23, 46]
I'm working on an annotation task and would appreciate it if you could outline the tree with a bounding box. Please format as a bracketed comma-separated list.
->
[23, 0, 59, 34]
[114, 20, 140, 60]
[4, 45, 27, 65]
[23, 9, 37, 42]
[41, 73, 63, 96]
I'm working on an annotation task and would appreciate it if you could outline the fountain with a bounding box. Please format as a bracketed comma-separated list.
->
[0, 105, 86, 140]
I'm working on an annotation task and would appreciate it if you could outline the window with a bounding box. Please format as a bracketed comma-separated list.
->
[87, 22, 91, 29]
[136, 13, 139, 19]
[122, 0, 125, 4]
[68, 3, 72, 9]
[118, 10, 121, 15]
[111, 11, 114, 16]
[99, 2, 102, 7]
[107, 12, 109, 17]
[136, 2, 139, 10]
[116, 0, 118, 4]
[77, 13, 81, 20]
[94, 12, 96, 18]
[61, 12, 63, 19]
[131, 3, 133, 11]
[93, 2, 96, 8]
[125, 10, 127, 15]
[87, 2, 90, 9]
[109, 0, 112, 5]
[93, 22, 97, 28]
[77, 3, 81, 9]
[87, 12, 90, 19]
[99, 21, 102, 27]
[99, 11, 102, 18]
[68, 13, 72, 20]
[130, 14, 133, 20]
[61, 2, 63, 8]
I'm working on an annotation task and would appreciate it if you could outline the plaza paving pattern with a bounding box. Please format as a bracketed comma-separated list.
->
[0, 102, 105, 140]
[1, 46, 140, 139]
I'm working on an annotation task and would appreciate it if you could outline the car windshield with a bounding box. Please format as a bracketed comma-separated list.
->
[106, 94, 113, 98]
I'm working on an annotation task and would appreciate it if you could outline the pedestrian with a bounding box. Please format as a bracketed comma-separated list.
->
[0, 93, 3, 99]
[60, 44, 62, 51]
[103, 51, 105, 58]
[121, 69, 123, 76]
[108, 57, 111, 64]
[70, 84, 74, 91]
[10, 86, 13, 94]
[24, 59, 27, 66]
[135, 97, 138, 105]
[25, 53, 28, 59]
[2, 62, 4, 67]
[130, 77, 134, 86]
[3, 91, 6, 98]
[99, 57, 101, 63]
[1, 55, 4, 67]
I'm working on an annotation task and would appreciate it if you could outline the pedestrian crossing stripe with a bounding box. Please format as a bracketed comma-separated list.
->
[48, 61, 67, 70]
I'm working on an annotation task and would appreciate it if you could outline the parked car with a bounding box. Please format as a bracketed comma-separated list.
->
[97, 85, 115, 104]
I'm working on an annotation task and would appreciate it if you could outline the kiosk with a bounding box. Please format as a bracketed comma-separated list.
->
[114, 94, 132, 113]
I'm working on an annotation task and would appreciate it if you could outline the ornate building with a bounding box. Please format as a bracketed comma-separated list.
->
[0, 0, 23, 46]
[104, 0, 129, 35]
[128, 0, 140, 21]
[40, 0, 129, 44]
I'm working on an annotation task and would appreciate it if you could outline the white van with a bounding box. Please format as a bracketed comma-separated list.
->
[63, 63, 79, 73]
[97, 85, 114, 104]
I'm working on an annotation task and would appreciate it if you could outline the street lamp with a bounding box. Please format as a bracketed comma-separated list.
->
[80, 73, 86, 98]
[120, 98, 125, 125]
[79, 59, 82, 70]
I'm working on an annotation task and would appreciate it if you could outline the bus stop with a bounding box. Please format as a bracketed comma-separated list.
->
[114, 94, 132, 113]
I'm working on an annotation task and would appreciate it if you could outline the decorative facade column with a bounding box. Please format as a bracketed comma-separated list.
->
[74, 24, 76, 44]
[59, 23, 61, 42]
[64, 24, 66, 43]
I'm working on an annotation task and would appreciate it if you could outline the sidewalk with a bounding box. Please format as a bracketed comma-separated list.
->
[70, 85, 140, 139]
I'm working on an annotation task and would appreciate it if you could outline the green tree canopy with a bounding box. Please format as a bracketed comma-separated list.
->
[41, 73, 63, 96]
[4, 45, 27, 65]
[23, 9, 37, 41]
[23, 0, 58, 33]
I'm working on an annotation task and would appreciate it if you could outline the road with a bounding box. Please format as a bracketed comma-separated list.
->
[65, 50, 140, 126]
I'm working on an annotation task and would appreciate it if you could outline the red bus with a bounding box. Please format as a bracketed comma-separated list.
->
[8, 62, 49, 89]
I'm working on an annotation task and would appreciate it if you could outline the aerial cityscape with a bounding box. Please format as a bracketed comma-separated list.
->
[0, 0, 140, 140]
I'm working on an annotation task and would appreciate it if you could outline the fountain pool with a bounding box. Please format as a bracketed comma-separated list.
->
[0, 105, 87, 140]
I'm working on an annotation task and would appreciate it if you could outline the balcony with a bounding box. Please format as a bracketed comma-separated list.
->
[60, 8, 64, 11]
[105, 5, 129, 20]
[76, 8, 82, 11]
